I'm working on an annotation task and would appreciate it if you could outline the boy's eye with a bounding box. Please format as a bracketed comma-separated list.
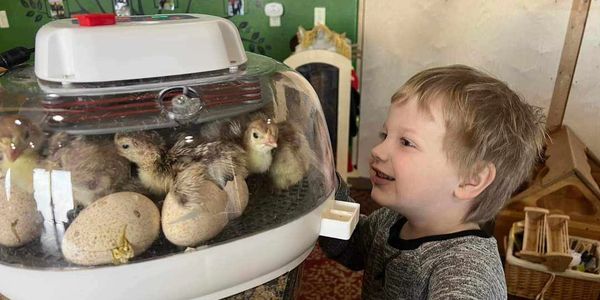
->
[400, 137, 416, 148]
[378, 132, 387, 141]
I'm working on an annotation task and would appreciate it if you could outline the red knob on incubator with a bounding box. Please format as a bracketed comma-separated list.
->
[75, 13, 116, 26]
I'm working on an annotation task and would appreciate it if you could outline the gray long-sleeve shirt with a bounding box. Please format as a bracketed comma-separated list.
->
[319, 206, 507, 299]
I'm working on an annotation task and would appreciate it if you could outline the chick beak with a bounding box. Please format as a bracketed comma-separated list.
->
[265, 138, 277, 149]
[7, 147, 24, 162]
[0, 138, 22, 162]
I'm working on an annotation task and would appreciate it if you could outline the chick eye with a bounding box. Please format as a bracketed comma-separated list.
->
[378, 132, 387, 141]
[253, 132, 259, 139]
[121, 144, 130, 149]
[400, 138, 416, 148]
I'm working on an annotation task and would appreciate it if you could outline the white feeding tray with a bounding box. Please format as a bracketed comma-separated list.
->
[319, 200, 360, 240]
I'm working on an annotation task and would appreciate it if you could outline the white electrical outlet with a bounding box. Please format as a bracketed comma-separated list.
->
[0, 11, 9, 29]
[314, 7, 326, 26]
[265, 3, 283, 27]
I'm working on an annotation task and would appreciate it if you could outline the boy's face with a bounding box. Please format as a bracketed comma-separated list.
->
[370, 98, 462, 217]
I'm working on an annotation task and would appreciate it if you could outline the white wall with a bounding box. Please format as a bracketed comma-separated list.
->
[357, 0, 600, 177]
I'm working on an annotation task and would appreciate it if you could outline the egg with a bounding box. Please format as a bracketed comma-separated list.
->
[62, 192, 160, 266]
[0, 182, 42, 247]
[224, 175, 249, 220]
[162, 181, 228, 247]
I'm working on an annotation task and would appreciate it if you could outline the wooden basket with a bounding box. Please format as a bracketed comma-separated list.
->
[506, 221, 600, 299]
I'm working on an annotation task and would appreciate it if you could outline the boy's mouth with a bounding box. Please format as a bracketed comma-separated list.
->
[372, 167, 395, 181]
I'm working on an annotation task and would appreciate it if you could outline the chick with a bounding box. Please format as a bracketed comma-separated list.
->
[169, 133, 248, 188]
[47, 132, 132, 208]
[114, 131, 176, 196]
[268, 121, 312, 190]
[115, 130, 247, 197]
[243, 117, 278, 174]
[195, 118, 245, 143]
[243, 117, 312, 189]
[0, 115, 45, 192]
[162, 162, 229, 246]
[169, 161, 213, 206]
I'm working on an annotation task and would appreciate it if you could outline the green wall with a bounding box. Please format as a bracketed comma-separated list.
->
[0, 0, 358, 62]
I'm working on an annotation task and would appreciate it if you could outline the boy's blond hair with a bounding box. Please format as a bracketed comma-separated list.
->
[392, 65, 545, 223]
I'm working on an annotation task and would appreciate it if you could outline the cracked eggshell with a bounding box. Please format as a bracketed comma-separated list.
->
[162, 181, 228, 247]
[62, 192, 160, 266]
[0, 182, 42, 247]
[224, 175, 249, 220]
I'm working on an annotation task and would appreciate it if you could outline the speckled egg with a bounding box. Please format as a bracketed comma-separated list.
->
[162, 180, 228, 247]
[224, 175, 249, 220]
[62, 192, 160, 266]
[0, 182, 42, 247]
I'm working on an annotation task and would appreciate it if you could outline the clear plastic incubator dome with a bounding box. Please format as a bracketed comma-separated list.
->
[0, 14, 357, 300]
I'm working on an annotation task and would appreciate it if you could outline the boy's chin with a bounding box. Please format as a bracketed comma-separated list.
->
[370, 190, 410, 214]
[370, 189, 392, 207]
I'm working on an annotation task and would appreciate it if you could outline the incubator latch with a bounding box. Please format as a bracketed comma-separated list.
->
[157, 86, 204, 122]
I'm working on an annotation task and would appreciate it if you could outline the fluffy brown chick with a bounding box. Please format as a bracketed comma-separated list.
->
[47, 132, 131, 207]
[169, 161, 213, 207]
[268, 121, 312, 190]
[115, 129, 246, 200]
[195, 118, 244, 143]
[169, 133, 248, 189]
[243, 118, 278, 174]
[114, 131, 176, 196]
[0, 115, 45, 191]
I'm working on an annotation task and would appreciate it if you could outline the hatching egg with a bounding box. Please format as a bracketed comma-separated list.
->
[224, 175, 249, 220]
[0, 182, 42, 247]
[62, 192, 160, 266]
[162, 180, 228, 247]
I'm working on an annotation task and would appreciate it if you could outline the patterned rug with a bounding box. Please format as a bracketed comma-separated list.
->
[297, 187, 379, 300]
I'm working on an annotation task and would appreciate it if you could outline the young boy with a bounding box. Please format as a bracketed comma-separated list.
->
[320, 65, 545, 299]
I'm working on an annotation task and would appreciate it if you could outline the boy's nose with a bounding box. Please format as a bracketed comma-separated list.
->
[371, 142, 387, 162]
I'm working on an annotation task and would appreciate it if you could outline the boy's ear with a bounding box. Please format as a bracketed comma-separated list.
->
[454, 162, 496, 201]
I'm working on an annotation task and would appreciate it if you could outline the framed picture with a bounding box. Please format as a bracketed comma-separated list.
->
[155, 0, 178, 11]
[47, 0, 66, 18]
[114, 0, 131, 17]
[227, 0, 244, 16]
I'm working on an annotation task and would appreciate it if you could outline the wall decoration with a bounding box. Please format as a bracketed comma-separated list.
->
[236, 21, 271, 55]
[19, 0, 50, 22]
[227, 0, 244, 16]
[114, 0, 131, 16]
[68, 0, 112, 15]
[156, 0, 177, 11]
[47, 0, 66, 18]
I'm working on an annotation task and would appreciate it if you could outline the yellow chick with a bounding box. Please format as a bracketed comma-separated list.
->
[0, 115, 44, 192]
[243, 117, 278, 174]
[243, 116, 312, 189]
[268, 121, 312, 190]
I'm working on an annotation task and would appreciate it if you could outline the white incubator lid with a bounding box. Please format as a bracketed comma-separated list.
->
[34, 14, 247, 83]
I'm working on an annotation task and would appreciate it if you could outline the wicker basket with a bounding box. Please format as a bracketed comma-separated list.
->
[506, 221, 600, 299]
